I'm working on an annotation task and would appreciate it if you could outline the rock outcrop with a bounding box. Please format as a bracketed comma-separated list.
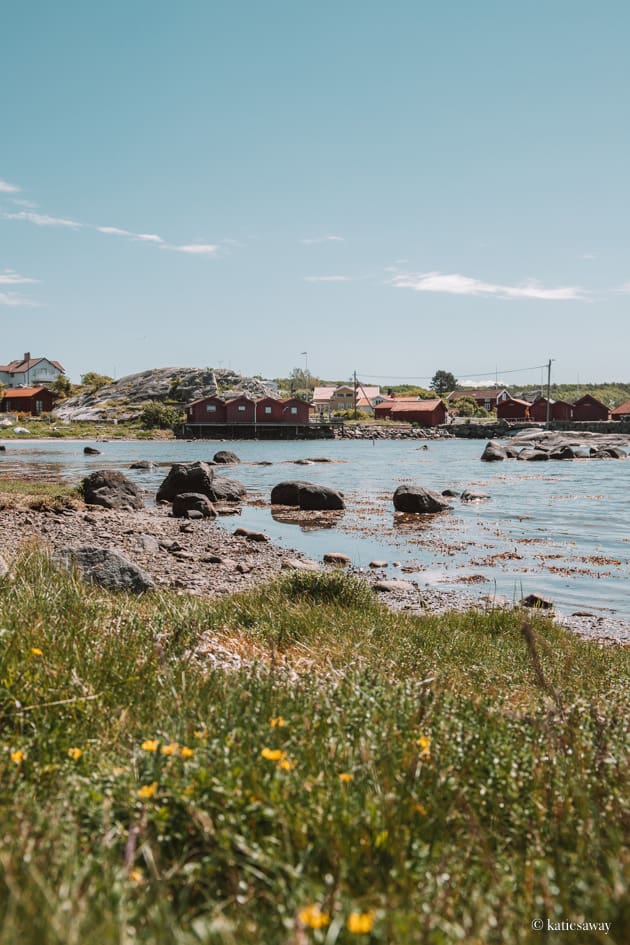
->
[270, 480, 345, 510]
[81, 470, 144, 511]
[393, 485, 450, 513]
[56, 546, 155, 593]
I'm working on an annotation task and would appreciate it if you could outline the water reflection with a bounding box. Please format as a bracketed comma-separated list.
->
[271, 508, 345, 531]
[393, 511, 449, 532]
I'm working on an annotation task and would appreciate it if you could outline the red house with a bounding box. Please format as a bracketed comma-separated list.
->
[0, 387, 56, 415]
[279, 398, 311, 423]
[496, 397, 531, 420]
[572, 395, 610, 421]
[225, 395, 256, 423]
[186, 395, 227, 423]
[611, 399, 630, 421]
[255, 396, 284, 422]
[529, 398, 573, 422]
[388, 399, 447, 426]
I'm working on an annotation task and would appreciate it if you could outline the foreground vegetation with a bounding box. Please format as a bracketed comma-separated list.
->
[0, 556, 628, 944]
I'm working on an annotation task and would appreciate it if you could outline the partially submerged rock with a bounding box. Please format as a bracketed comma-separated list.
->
[270, 480, 345, 511]
[171, 492, 217, 518]
[481, 441, 506, 462]
[393, 485, 450, 514]
[156, 461, 216, 502]
[213, 450, 240, 464]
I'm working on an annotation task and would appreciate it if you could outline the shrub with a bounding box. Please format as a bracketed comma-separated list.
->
[139, 402, 183, 429]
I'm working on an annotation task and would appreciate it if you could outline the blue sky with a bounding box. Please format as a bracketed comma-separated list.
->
[1, 1, 628, 385]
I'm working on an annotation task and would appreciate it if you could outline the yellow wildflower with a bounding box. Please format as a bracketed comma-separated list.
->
[30, 647, 43, 657]
[298, 904, 330, 929]
[137, 782, 158, 799]
[141, 739, 159, 753]
[261, 748, 284, 762]
[67, 747, 83, 761]
[10, 750, 24, 764]
[184, 784, 196, 796]
[347, 910, 376, 934]
[128, 868, 143, 884]
[270, 716, 287, 728]
[417, 735, 431, 759]
[339, 772, 354, 784]
[180, 746, 194, 759]
[160, 742, 179, 757]
[414, 803, 427, 816]
[193, 730, 206, 740]
[278, 757, 296, 771]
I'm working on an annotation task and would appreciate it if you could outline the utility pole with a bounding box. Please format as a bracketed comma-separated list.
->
[353, 370, 358, 419]
[545, 359, 554, 426]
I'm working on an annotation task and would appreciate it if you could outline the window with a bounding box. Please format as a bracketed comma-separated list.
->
[36, 400, 43, 414]
[207, 404, 216, 412]
[290, 406, 298, 415]
[238, 405, 246, 412]
[265, 406, 272, 414]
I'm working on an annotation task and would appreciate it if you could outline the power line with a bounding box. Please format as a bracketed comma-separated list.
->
[357, 363, 549, 381]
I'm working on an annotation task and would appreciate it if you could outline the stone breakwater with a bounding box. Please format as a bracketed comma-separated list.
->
[337, 424, 454, 440]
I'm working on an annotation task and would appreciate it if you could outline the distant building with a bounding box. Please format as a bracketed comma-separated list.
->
[572, 395, 610, 421]
[375, 397, 447, 426]
[0, 387, 56, 415]
[0, 353, 65, 387]
[496, 397, 531, 420]
[529, 398, 573, 422]
[312, 384, 381, 415]
[448, 388, 510, 411]
[611, 399, 630, 421]
[185, 394, 310, 425]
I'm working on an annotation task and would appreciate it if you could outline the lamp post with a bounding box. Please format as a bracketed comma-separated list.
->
[300, 351, 308, 375]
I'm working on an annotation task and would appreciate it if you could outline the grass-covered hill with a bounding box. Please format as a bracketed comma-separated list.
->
[1, 553, 628, 944]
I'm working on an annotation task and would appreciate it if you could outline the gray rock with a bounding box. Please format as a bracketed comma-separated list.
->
[521, 593, 554, 610]
[81, 470, 144, 511]
[233, 527, 269, 542]
[206, 476, 247, 503]
[56, 546, 155, 593]
[369, 560, 388, 568]
[156, 461, 215, 502]
[323, 552, 351, 566]
[461, 489, 489, 502]
[171, 492, 217, 518]
[518, 449, 550, 462]
[83, 446, 101, 455]
[281, 558, 320, 572]
[549, 446, 576, 460]
[270, 480, 312, 505]
[138, 534, 160, 553]
[297, 484, 345, 511]
[441, 489, 459, 497]
[213, 450, 240, 464]
[393, 484, 450, 513]
[373, 579, 415, 593]
[591, 447, 626, 459]
[130, 460, 155, 470]
[481, 441, 506, 462]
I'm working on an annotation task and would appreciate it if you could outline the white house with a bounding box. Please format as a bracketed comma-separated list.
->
[0, 353, 65, 387]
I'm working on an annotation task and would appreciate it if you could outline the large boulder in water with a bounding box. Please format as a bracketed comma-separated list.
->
[270, 480, 344, 510]
[213, 450, 240, 464]
[393, 485, 450, 513]
[81, 470, 144, 510]
[205, 476, 247, 503]
[56, 546, 155, 593]
[481, 441, 507, 462]
[156, 461, 215, 502]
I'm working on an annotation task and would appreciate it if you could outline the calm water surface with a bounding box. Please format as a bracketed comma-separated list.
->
[2, 437, 629, 619]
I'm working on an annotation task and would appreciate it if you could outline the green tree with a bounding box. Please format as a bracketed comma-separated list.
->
[139, 402, 183, 429]
[52, 375, 73, 399]
[81, 372, 113, 390]
[430, 370, 458, 396]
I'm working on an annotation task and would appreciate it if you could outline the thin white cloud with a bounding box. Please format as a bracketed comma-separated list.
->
[170, 243, 219, 256]
[0, 179, 20, 193]
[3, 210, 81, 228]
[304, 275, 352, 283]
[11, 198, 38, 209]
[135, 233, 163, 244]
[300, 234, 344, 245]
[0, 269, 37, 286]
[390, 270, 586, 301]
[0, 292, 37, 307]
[96, 225, 132, 237]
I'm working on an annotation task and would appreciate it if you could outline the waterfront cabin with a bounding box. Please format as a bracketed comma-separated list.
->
[529, 398, 573, 422]
[225, 395, 256, 423]
[186, 395, 227, 423]
[278, 398, 311, 423]
[0, 386, 56, 416]
[611, 399, 630, 421]
[448, 388, 510, 412]
[496, 397, 531, 420]
[572, 395, 610, 421]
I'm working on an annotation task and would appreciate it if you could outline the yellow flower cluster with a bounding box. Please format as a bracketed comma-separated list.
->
[140, 739, 194, 758]
[417, 735, 431, 759]
[298, 904, 330, 929]
[10, 750, 24, 764]
[270, 716, 287, 728]
[338, 772, 354, 784]
[67, 747, 83, 761]
[261, 747, 296, 770]
[31, 648, 43, 657]
[137, 782, 158, 799]
[347, 910, 376, 933]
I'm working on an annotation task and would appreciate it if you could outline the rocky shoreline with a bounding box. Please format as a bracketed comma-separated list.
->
[1, 484, 628, 646]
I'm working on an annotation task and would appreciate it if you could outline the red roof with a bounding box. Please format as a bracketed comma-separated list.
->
[390, 399, 444, 413]
[2, 357, 64, 373]
[611, 399, 630, 416]
[2, 387, 51, 397]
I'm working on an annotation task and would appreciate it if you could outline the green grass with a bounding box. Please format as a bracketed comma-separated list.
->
[0, 419, 174, 439]
[0, 555, 628, 944]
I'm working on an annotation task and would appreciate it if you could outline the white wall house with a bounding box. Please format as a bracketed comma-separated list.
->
[0, 353, 65, 387]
